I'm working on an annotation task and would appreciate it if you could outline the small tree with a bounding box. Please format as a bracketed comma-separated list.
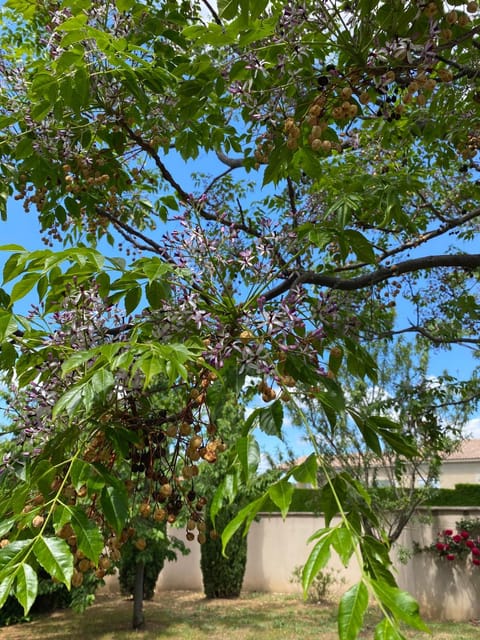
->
[118, 518, 187, 629]
[293, 336, 475, 544]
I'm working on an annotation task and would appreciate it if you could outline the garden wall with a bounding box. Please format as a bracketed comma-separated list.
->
[103, 507, 480, 621]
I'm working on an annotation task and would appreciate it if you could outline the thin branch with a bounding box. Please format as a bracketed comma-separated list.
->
[119, 119, 191, 202]
[98, 208, 175, 263]
[434, 53, 479, 78]
[436, 24, 480, 52]
[372, 325, 480, 347]
[202, 166, 235, 195]
[200, 0, 222, 26]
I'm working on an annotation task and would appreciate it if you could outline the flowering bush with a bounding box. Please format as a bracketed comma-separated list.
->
[429, 528, 480, 566]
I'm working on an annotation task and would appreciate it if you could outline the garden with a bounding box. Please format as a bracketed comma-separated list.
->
[0, 1, 479, 639]
[1, 591, 480, 640]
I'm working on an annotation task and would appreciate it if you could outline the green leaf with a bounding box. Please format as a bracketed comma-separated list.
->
[344, 229, 376, 263]
[0, 517, 15, 539]
[349, 410, 382, 456]
[61, 351, 96, 374]
[268, 478, 294, 519]
[371, 580, 429, 632]
[328, 346, 344, 375]
[0, 310, 17, 341]
[125, 286, 142, 314]
[146, 279, 167, 308]
[218, 0, 241, 19]
[374, 618, 407, 640]
[302, 529, 334, 595]
[101, 485, 129, 535]
[70, 459, 93, 492]
[332, 527, 355, 566]
[319, 476, 346, 526]
[89, 369, 115, 401]
[221, 494, 268, 553]
[70, 507, 104, 562]
[117, 0, 136, 10]
[52, 383, 85, 418]
[0, 572, 16, 610]
[338, 582, 369, 640]
[55, 13, 88, 32]
[2, 251, 26, 284]
[15, 563, 38, 614]
[243, 400, 283, 437]
[33, 537, 73, 587]
[9, 272, 41, 303]
[0, 540, 30, 569]
[236, 435, 260, 482]
[290, 453, 318, 487]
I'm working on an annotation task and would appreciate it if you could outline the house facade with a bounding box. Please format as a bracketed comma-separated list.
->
[436, 437, 480, 488]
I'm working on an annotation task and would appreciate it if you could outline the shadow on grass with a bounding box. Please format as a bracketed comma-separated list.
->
[1, 592, 339, 640]
[2, 591, 479, 640]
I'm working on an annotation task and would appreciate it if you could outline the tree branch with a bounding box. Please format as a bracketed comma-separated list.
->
[263, 253, 480, 300]
[372, 325, 480, 346]
[216, 151, 245, 169]
[200, 0, 222, 26]
[118, 119, 191, 202]
[98, 208, 175, 263]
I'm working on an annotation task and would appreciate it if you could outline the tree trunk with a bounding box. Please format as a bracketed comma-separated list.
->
[132, 561, 145, 630]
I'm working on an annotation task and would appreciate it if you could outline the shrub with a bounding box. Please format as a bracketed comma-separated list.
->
[200, 505, 247, 598]
[423, 522, 480, 567]
[0, 570, 72, 627]
[290, 565, 344, 603]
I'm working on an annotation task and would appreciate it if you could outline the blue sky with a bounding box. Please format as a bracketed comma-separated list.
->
[0, 178, 480, 457]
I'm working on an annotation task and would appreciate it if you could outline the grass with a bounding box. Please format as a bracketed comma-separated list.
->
[1, 591, 479, 640]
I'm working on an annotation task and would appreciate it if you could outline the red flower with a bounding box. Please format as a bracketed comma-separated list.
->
[443, 529, 453, 536]
[461, 531, 470, 539]
[466, 540, 475, 548]
[473, 558, 480, 566]
[436, 542, 445, 551]
[446, 553, 455, 561]
[452, 534, 462, 543]
[471, 547, 480, 556]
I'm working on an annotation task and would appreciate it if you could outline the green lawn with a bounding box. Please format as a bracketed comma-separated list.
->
[1, 591, 479, 640]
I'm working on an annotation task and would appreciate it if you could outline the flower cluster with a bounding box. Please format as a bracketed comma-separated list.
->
[430, 528, 480, 566]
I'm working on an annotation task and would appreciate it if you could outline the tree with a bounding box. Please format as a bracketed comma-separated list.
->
[196, 393, 280, 598]
[293, 335, 477, 545]
[0, 1, 479, 637]
[118, 518, 186, 629]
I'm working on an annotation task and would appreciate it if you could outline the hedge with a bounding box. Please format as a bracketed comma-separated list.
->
[262, 484, 480, 514]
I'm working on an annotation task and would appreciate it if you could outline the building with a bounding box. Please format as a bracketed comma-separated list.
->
[437, 438, 480, 488]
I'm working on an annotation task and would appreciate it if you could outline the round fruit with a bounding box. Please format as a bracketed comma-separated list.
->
[32, 515, 45, 528]
[134, 538, 147, 551]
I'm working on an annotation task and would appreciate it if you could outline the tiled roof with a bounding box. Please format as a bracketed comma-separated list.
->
[292, 438, 480, 467]
[444, 438, 480, 462]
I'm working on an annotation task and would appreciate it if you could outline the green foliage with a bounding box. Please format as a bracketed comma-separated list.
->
[425, 484, 480, 507]
[266, 485, 480, 512]
[0, 569, 100, 627]
[0, 0, 479, 637]
[200, 504, 248, 599]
